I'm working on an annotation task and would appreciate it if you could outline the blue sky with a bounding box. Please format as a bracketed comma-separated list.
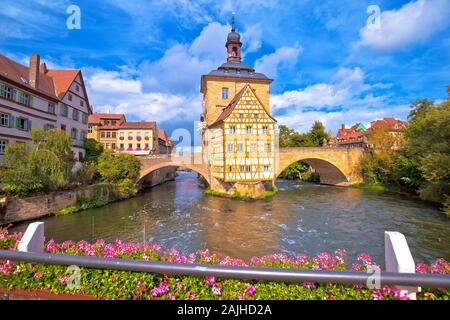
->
[1, 0, 449, 141]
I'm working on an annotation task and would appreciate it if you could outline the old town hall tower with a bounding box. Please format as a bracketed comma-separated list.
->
[200, 16, 277, 198]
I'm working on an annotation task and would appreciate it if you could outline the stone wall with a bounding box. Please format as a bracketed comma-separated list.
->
[139, 166, 177, 188]
[0, 184, 112, 226]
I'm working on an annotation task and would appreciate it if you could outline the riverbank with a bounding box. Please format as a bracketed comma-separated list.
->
[1, 228, 448, 300]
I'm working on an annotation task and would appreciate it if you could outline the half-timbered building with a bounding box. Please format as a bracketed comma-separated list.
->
[201, 16, 277, 193]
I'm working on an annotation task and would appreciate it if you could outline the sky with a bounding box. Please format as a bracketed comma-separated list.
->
[1, 0, 449, 143]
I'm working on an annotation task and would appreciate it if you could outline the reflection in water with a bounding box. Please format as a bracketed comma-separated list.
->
[11, 172, 450, 264]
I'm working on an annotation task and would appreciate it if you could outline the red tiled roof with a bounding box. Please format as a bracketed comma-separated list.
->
[335, 118, 407, 145]
[88, 113, 126, 125]
[370, 117, 407, 131]
[119, 121, 156, 130]
[0, 54, 57, 99]
[46, 69, 79, 99]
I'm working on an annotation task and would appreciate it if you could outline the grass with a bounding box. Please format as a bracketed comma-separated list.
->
[350, 182, 403, 193]
[204, 186, 278, 201]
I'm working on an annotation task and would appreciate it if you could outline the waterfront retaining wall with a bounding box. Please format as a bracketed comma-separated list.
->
[0, 185, 113, 226]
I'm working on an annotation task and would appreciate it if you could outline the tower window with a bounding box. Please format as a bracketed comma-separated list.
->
[232, 47, 238, 56]
[222, 87, 229, 99]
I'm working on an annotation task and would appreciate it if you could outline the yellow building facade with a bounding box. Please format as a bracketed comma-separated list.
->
[117, 122, 157, 155]
[88, 114, 159, 155]
[201, 17, 277, 193]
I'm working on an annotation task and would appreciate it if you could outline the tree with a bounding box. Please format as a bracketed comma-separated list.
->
[0, 129, 70, 196]
[407, 99, 434, 121]
[309, 121, 328, 146]
[360, 125, 404, 186]
[402, 98, 450, 205]
[278, 125, 296, 147]
[98, 151, 141, 183]
[278, 122, 328, 148]
[83, 138, 104, 163]
[31, 128, 75, 180]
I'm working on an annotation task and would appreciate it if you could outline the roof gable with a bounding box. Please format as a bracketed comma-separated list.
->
[209, 84, 276, 127]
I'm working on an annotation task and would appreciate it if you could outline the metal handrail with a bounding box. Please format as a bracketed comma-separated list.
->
[1, 250, 449, 288]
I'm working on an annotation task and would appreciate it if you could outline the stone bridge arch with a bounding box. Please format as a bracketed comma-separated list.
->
[137, 154, 210, 187]
[277, 147, 365, 186]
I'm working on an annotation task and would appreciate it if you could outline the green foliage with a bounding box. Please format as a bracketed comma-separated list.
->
[309, 121, 328, 146]
[279, 122, 328, 148]
[83, 138, 104, 163]
[279, 161, 309, 180]
[77, 162, 98, 186]
[359, 88, 450, 213]
[0, 130, 71, 196]
[204, 186, 278, 200]
[98, 152, 141, 183]
[57, 185, 113, 215]
[115, 178, 138, 200]
[402, 97, 450, 206]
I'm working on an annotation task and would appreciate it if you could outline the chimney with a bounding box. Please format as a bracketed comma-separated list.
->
[29, 54, 40, 89]
[40, 62, 48, 74]
[341, 124, 345, 130]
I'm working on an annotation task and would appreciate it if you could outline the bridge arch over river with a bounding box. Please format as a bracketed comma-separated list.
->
[276, 147, 365, 186]
[137, 147, 365, 188]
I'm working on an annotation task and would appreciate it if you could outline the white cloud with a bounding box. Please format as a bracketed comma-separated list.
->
[241, 23, 263, 54]
[271, 67, 402, 134]
[83, 21, 249, 126]
[254, 44, 302, 79]
[272, 67, 377, 110]
[356, 0, 450, 51]
[85, 67, 201, 124]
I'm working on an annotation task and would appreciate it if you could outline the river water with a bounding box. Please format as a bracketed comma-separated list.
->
[11, 172, 450, 265]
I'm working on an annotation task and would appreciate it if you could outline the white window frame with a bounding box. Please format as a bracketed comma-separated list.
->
[0, 113, 10, 127]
